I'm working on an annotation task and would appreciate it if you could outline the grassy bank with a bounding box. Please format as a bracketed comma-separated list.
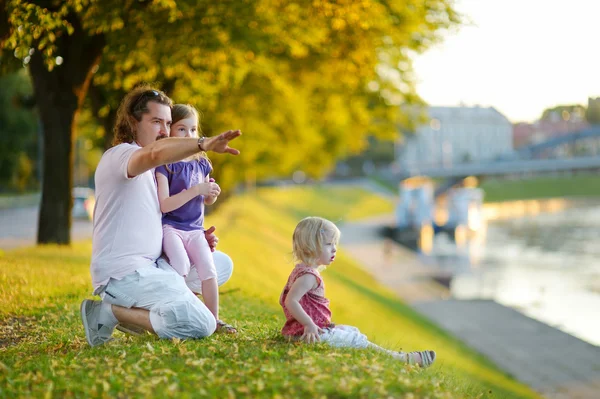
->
[480, 174, 600, 202]
[374, 173, 600, 203]
[0, 186, 539, 398]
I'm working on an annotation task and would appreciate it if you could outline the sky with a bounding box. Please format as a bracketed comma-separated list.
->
[411, 0, 600, 123]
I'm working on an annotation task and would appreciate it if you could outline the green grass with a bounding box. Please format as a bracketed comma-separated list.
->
[368, 176, 398, 193]
[0, 186, 539, 398]
[479, 174, 600, 202]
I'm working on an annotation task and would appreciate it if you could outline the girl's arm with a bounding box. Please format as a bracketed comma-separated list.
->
[204, 175, 220, 205]
[156, 172, 219, 213]
[284, 274, 324, 343]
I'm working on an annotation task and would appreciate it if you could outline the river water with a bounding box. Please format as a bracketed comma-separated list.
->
[429, 201, 600, 346]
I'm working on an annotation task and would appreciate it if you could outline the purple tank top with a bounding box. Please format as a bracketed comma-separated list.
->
[155, 158, 212, 231]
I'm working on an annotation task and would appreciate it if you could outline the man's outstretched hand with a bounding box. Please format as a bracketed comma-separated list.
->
[205, 130, 241, 155]
[204, 225, 219, 252]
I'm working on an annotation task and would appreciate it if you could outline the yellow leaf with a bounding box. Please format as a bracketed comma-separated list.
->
[256, 379, 265, 391]
[44, 381, 54, 399]
[168, 383, 178, 392]
[237, 386, 250, 393]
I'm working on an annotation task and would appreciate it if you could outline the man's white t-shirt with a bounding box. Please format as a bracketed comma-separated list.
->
[90, 143, 163, 289]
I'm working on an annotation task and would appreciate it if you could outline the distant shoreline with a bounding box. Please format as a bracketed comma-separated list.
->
[481, 174, 600, 203]
[483, 196, 597, 221]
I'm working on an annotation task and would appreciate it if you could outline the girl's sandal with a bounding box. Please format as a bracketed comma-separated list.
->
[216, 319, 237, 334]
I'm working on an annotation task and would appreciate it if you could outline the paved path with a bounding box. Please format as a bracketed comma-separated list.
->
[414, 299, 600, 399]
[340, 215, 600, 399]
[0, 206, 92, 250]
[340, 214, 451, 303]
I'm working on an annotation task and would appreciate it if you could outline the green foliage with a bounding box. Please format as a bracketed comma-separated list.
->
[0, 186, 539, 398]
[540, 104, 586, 122]
[95, 0, 461, 192]
[0, 70, 38, 192]
[10, 152, 34, 191]
[337, 136, 398, 177]
[73, 107, 106, 184]
[585, 97, 600, 125]
[4, 0, 460, 189]
[1, 1, 462, 243]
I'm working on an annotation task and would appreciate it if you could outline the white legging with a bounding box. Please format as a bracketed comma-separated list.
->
[157, 250, 234, 293]
[320, 325, 401, 359]
[320, 325, 370, 348]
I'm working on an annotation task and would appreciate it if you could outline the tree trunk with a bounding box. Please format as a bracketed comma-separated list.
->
[28, 13, 104, 244]
[0, 0, 9, 43]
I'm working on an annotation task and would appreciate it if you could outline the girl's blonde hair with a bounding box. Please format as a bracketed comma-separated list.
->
[171, 103, 210, 165]
[292, 217, 340, 266]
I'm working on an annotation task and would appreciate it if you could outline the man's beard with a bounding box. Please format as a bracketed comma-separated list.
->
[156, 135, 167, 141]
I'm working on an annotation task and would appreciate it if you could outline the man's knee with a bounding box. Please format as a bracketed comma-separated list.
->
[213, 251, 234, 287]
[153, 299, 216, 339]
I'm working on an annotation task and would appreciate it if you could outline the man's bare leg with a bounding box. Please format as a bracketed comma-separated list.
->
[112, 305, 156, 334]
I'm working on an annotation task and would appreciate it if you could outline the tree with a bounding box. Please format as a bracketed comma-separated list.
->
[1, 0, 460, 244]
[87, 0, 461, 192]
[2, 1, 106, 243]
[540, 104, 586, 122]
[586, 97, 600, 125]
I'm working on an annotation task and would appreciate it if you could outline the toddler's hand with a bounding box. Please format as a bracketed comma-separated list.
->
[301, 324, 323, 344]
[206, 178, 220, 199]
[195, 182, 220, 197]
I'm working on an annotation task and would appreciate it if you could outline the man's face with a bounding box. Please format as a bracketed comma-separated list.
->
[135, 101, 172, 147]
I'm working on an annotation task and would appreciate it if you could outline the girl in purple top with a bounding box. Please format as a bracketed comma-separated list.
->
[155, 104, 236, 333]
[280, 216, 436, 368]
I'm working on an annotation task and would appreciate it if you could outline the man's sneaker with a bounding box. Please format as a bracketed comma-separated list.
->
[115, 323, 146, 336]
[80, 299, 115, 347]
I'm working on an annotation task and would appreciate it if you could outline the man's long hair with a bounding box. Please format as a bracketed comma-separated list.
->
[112, 85, 173, 146]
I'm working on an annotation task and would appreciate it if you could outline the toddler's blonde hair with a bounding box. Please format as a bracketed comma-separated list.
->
[292, 216, 340, 266]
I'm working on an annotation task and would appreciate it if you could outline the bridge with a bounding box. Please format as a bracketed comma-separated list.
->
[392, 125, 600, 181]
[400, 155, 600, 179]
[511, 125, 600, 159]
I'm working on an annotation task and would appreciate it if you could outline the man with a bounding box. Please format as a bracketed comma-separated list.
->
[80, 85, 241, 346]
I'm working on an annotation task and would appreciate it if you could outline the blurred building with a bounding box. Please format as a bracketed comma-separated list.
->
[397, 106, 513, 171]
